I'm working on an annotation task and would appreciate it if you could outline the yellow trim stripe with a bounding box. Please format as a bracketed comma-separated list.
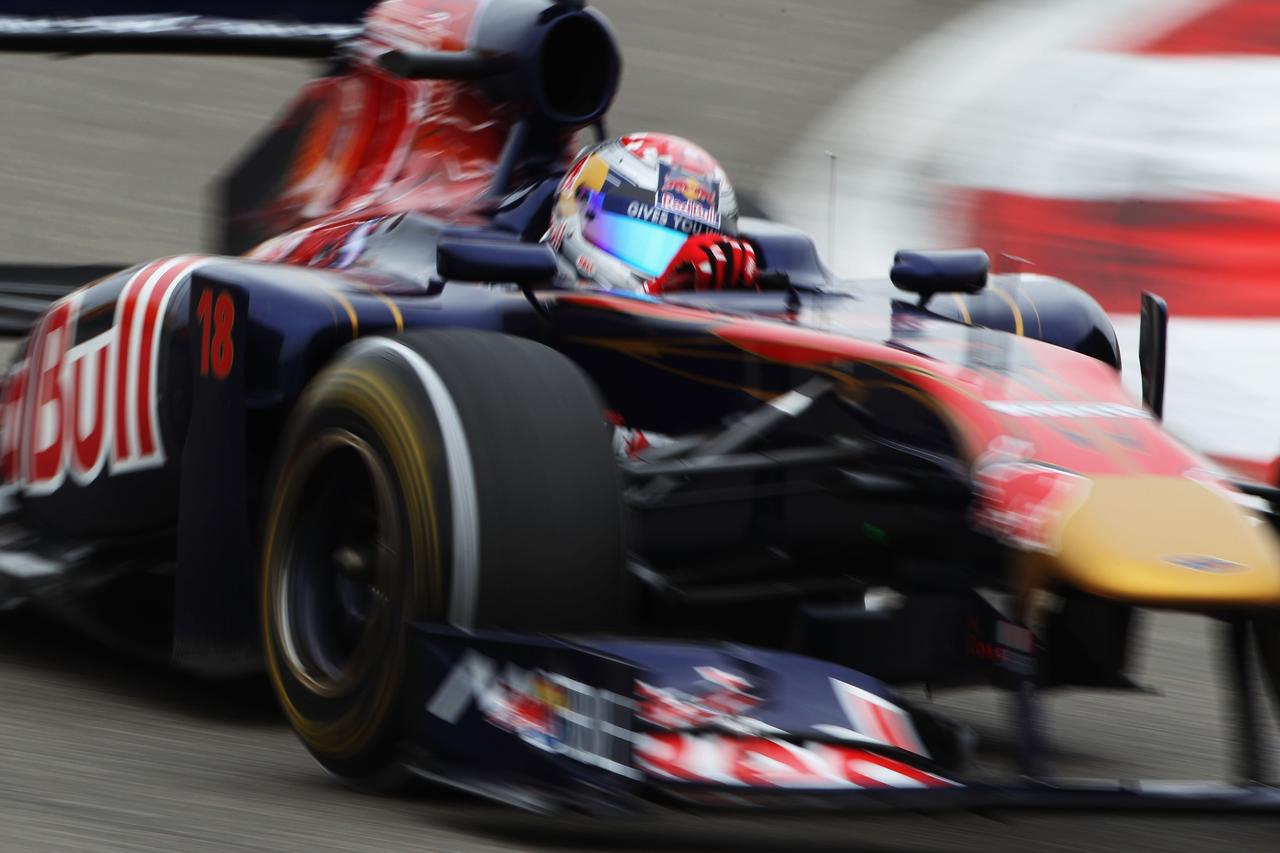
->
[378, 293, 404, 332]
[347, 280, 405, 333]
[989, 283, 1024, 336]
[314, 282, 359, 336]
[1021, 286, 1044, 338]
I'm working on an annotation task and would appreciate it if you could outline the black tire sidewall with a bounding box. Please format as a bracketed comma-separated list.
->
[262, 349, 450, 783]
[262, 330, 629, 783]
[397, 330, 629, 632]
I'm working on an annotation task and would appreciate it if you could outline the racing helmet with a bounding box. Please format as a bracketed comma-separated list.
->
[546, 133, 739, 292]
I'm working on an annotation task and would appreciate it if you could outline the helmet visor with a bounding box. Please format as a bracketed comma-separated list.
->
[582, 209, 689, 279]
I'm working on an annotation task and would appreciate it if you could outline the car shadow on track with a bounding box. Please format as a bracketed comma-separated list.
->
[433, 808, 966, 853]
[432, 805, 1280, 853]
[0, 607, 280, 724]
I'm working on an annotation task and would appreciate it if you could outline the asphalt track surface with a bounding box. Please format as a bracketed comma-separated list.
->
[1, 1, 1279, 850]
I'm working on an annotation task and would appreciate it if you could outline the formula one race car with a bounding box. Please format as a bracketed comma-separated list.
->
[1, 0, 1280, 814]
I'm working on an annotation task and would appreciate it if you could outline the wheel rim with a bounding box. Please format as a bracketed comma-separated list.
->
[275, 429, 403, 699]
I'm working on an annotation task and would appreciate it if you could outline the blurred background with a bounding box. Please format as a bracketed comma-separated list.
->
[4, 0, 1276, 481]
[2, 1, 1280, 851]
[765, 0, 1280, 488]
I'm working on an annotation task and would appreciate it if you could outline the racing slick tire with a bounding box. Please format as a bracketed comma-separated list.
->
[261, 329, 629, 787]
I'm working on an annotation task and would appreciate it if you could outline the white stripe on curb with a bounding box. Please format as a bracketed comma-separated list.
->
[762, 0, 1280, 472]
[764, 0, 1212, 276]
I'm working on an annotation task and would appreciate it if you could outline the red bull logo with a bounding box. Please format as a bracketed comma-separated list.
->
[481, 670, 570, 749]
[661, 175, 716, 206]
[656, 163, 720, 227]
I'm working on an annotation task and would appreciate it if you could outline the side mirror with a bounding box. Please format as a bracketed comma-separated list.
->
[891, 249, 988, 305]
[436, 234, 559, 285]
[1139, 291, 1168, 420]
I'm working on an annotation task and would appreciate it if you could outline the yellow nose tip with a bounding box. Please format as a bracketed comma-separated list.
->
[1049, 476, 1280, 607]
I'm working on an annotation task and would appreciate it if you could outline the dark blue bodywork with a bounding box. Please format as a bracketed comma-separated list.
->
[2, 180, 1123, 669]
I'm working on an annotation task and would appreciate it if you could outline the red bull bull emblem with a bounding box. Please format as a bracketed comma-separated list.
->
[483, 670, 570, 749]
[656, 163, 720, 228]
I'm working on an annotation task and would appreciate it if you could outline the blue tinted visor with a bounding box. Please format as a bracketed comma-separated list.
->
[582, 208, 689, 278]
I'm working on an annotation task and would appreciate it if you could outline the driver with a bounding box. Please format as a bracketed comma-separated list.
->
[545, 133, 759, 294]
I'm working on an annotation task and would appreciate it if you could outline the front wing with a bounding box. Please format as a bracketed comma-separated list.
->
[404, 625, 1280, 814]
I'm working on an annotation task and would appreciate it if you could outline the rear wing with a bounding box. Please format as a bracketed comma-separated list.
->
[0, 0, 616, 266]
[0, 3, 370, 57]
[0, 4, 374, 325]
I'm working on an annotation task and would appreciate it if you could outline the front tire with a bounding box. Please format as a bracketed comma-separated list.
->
[261, 330, 628, 785]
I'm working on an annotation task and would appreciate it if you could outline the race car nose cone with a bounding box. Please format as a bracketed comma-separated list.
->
[1048, 476, 1280, 608]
